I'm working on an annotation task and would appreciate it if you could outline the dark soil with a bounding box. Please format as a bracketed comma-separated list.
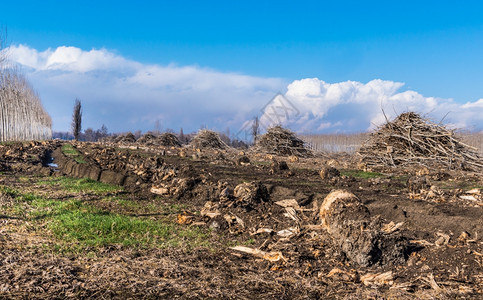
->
[1, 141, 482, 299]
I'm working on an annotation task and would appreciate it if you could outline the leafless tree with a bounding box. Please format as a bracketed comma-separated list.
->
[251, 116, 260, 143]
[72, 99, 82, 141]
[0, 68, 52, 141]
[0, 28, 52, 142]
[0, 26, 7, 66]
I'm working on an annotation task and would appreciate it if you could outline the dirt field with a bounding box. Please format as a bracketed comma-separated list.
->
[0, 141, 482, 299]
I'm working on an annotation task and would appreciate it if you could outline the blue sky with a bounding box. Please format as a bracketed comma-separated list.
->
[1, 1, 482, 134]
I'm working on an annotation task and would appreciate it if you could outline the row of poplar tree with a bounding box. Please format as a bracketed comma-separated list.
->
[0, 31, 52, 142]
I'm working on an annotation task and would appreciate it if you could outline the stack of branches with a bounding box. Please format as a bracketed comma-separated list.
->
[189, 130, 228, 149]
[357, 112, 483, 172]
[158, 132, 181, 147]
[136, 133, 157, 145]
[255, 126, 312, 157]
[115, 132, 137, 144]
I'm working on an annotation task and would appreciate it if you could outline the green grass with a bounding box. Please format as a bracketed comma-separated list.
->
[44, 199, 208, 250]
[0, 185, 210, 252]
[38, 177, 122, 194]
[340, 169, 384, 179]
[62, 143, 86, 164]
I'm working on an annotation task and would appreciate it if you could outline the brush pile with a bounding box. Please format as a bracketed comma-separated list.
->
[115, 133, 137, 144]
[136, 132, 181, 147]
[189, 130, 227, 149]
[357, 112, 483, 172]
[255, 126, 311, 157]
[136, 133, 157, 145]
[158, 133, 182, 147]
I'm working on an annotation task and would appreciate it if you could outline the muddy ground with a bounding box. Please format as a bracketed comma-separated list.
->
[0, 140, 482, 299]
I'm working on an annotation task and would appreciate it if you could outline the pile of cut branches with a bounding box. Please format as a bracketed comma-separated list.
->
[189, 130, 227, 149]
[357, 112, 482, 172]
[255, 126, 311, 157]
[115, 132, 137, 144]
[136, 133, 157, 145]
[158, 133, 181, 147]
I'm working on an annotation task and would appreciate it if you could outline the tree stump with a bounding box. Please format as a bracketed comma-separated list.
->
[320, 190, 407, 266]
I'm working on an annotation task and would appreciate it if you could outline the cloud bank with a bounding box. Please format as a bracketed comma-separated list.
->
[5, 45, 483, 135]
[259, 78, 483, 133]
[6, 45, 284, 133]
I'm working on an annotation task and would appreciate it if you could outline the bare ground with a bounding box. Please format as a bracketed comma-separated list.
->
[0, 141, 482, 299]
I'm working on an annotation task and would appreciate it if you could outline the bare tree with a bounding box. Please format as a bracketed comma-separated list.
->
[251, 116, 260, 143]
[0, 26, 7, 66]
[72, 99, 82, 141]
[0, 68, 52, 141]
[0, 29, 52, 141]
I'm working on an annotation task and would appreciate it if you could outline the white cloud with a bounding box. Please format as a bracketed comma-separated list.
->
[6, 44, 285, 132]
[260, 78, 483, 133]
[5, 45, 483, 134]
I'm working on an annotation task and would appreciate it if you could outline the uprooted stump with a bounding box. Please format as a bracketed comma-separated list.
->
[320, 190, 407, 266]
[233, 181, 270, 210]
[319, 166, 340, 180]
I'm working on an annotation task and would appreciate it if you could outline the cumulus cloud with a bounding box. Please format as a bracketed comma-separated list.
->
[6, 45, 482, 135]
[259, 78, 483, 133]
[6, 44, 285, 132]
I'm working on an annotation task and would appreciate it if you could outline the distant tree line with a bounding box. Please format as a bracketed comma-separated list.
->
[0, 30, 52, 141]
[53, 124, 109, 142]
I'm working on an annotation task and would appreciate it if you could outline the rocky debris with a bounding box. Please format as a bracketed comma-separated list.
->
[233, 182, 270, 210]
[189, 130, 228, 149]
[319, 190, 407, 266]
[319, 166, 340, 180]
[255, 126, 312, 157]
[357, 112, 483, 172]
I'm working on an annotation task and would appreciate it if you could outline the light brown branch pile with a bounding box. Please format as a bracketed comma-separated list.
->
[255, 126, 312, 157]
[357, 112, 482, 172]
[189, 130, 227, 149]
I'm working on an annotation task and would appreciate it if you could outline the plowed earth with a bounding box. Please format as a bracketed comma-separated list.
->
[0, 141, 482, 299]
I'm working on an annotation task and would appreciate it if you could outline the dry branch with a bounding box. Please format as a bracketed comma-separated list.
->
[357, 112, 483, 172]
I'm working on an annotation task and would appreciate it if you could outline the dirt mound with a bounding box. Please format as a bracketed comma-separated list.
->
[357, 112, 483, 172]
[255, 126, 311, 157]
[189, 130, 227, 149]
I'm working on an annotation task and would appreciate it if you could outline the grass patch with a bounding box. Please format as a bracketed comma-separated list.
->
[62, 143, 86, 164]
[0, 186, 210, 252]
[38, 177, 122, 194]
[45, 199, 208, 251]
[340, 169, 384, 179]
